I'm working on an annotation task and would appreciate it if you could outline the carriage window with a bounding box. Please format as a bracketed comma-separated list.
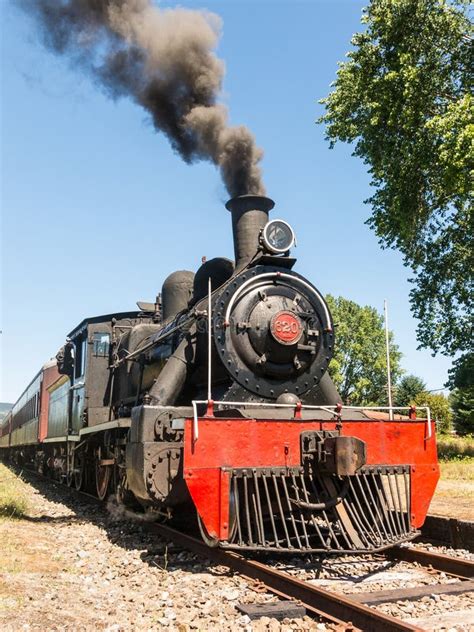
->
[92, 332, 110, 357]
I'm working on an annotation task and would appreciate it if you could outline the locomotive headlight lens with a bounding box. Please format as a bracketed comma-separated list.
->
[262, 219, 296, 254]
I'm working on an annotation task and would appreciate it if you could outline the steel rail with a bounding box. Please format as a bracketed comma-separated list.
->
[387, 546, 474, 580]
[150, 523, 423, 632]
[351, 579, 474, 606]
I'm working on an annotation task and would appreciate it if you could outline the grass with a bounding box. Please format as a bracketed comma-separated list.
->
[440, 459, 474, 481]
[437, 434, 474, 460]
[436, 435, 474, 482]
[0, 463, 28, 519]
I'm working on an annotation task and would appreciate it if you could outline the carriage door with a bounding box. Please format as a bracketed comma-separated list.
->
[85, 324, 111, 426]
[71, 333, 87, 433]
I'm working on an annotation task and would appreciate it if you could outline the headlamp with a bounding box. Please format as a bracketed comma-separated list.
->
[261, 219, 296, 254]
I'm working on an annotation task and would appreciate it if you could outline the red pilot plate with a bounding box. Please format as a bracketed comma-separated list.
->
[270, 311, 303, 345]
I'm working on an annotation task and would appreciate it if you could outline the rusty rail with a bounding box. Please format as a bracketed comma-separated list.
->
[351, 579, 474, 606]
[387, 545, 474, 580]
[151, 523, 423, 632]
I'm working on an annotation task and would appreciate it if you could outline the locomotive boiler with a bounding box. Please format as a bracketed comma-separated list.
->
[0, 195, 440, 553]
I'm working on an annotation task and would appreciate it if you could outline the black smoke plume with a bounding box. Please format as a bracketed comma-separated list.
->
[19, 0, 265, 197]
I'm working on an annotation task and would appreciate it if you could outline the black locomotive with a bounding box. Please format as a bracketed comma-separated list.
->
[1, 195, 438, 553]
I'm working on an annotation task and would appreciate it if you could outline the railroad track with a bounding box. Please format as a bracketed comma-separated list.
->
[148, 522, 474, 632]
[11, 466, 474, 632]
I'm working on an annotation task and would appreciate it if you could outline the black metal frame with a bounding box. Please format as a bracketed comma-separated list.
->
[221, 465, 417, 553]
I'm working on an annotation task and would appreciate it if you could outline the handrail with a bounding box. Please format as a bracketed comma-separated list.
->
[223, 272, 332, 331]
[190, 400, 432, 443]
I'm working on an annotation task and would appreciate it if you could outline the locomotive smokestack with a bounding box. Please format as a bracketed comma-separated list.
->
[226, 195, 275, 270]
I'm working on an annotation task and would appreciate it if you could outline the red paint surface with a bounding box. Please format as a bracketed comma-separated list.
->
[38, 365, 61, 442]
[270, 311, 302, 345]
[184, 417, 439, 541]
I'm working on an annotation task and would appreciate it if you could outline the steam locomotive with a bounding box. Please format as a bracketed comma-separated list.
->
[0, 195, 439, 552]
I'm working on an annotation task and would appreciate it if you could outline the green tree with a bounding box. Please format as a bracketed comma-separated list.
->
[318, 0, 473, 359]
[411, 391, 453, 434]
[448, 352, 474, 434]
[394, 374, 427, 406]
[326, 295, 403, 405]
[447, 351, 473, 389]
[450, 388, 474, 435]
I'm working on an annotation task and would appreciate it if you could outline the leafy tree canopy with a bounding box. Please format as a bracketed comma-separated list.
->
[394, 374, 426, 406]
[326, 294, 403, 405]
[411, 391, 453, 433]
[318, 0, 473, 358]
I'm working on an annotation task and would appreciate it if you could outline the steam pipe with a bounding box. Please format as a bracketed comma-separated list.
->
[149, 325, 197, 405]
[316, 373, 341, 407]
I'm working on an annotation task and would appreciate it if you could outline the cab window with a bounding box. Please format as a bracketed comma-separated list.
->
[92, 332, 110, 358]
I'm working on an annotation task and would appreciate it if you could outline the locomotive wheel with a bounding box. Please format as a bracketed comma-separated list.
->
[96, 464, 111, 500]
[74, 452, 85, 491]
[116, 471, 140, 509]
[95, 448, 112, 501]
[66, 449, 74, 486]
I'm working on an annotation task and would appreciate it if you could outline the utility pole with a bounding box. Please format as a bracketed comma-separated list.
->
[384, 299, 393, 420]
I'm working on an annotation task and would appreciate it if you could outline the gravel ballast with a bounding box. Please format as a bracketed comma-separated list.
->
[0, 467, 473, 631]
[0, 470, 325, 631]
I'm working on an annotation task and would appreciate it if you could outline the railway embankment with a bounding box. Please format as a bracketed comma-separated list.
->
[1, 462, 473, 631]
[0, 463, 318, 631]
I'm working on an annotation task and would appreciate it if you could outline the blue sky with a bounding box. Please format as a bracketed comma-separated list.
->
[1, 0, 452, 403]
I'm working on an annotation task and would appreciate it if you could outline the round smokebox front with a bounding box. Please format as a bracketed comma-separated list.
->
[213, 266, 334, 399]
